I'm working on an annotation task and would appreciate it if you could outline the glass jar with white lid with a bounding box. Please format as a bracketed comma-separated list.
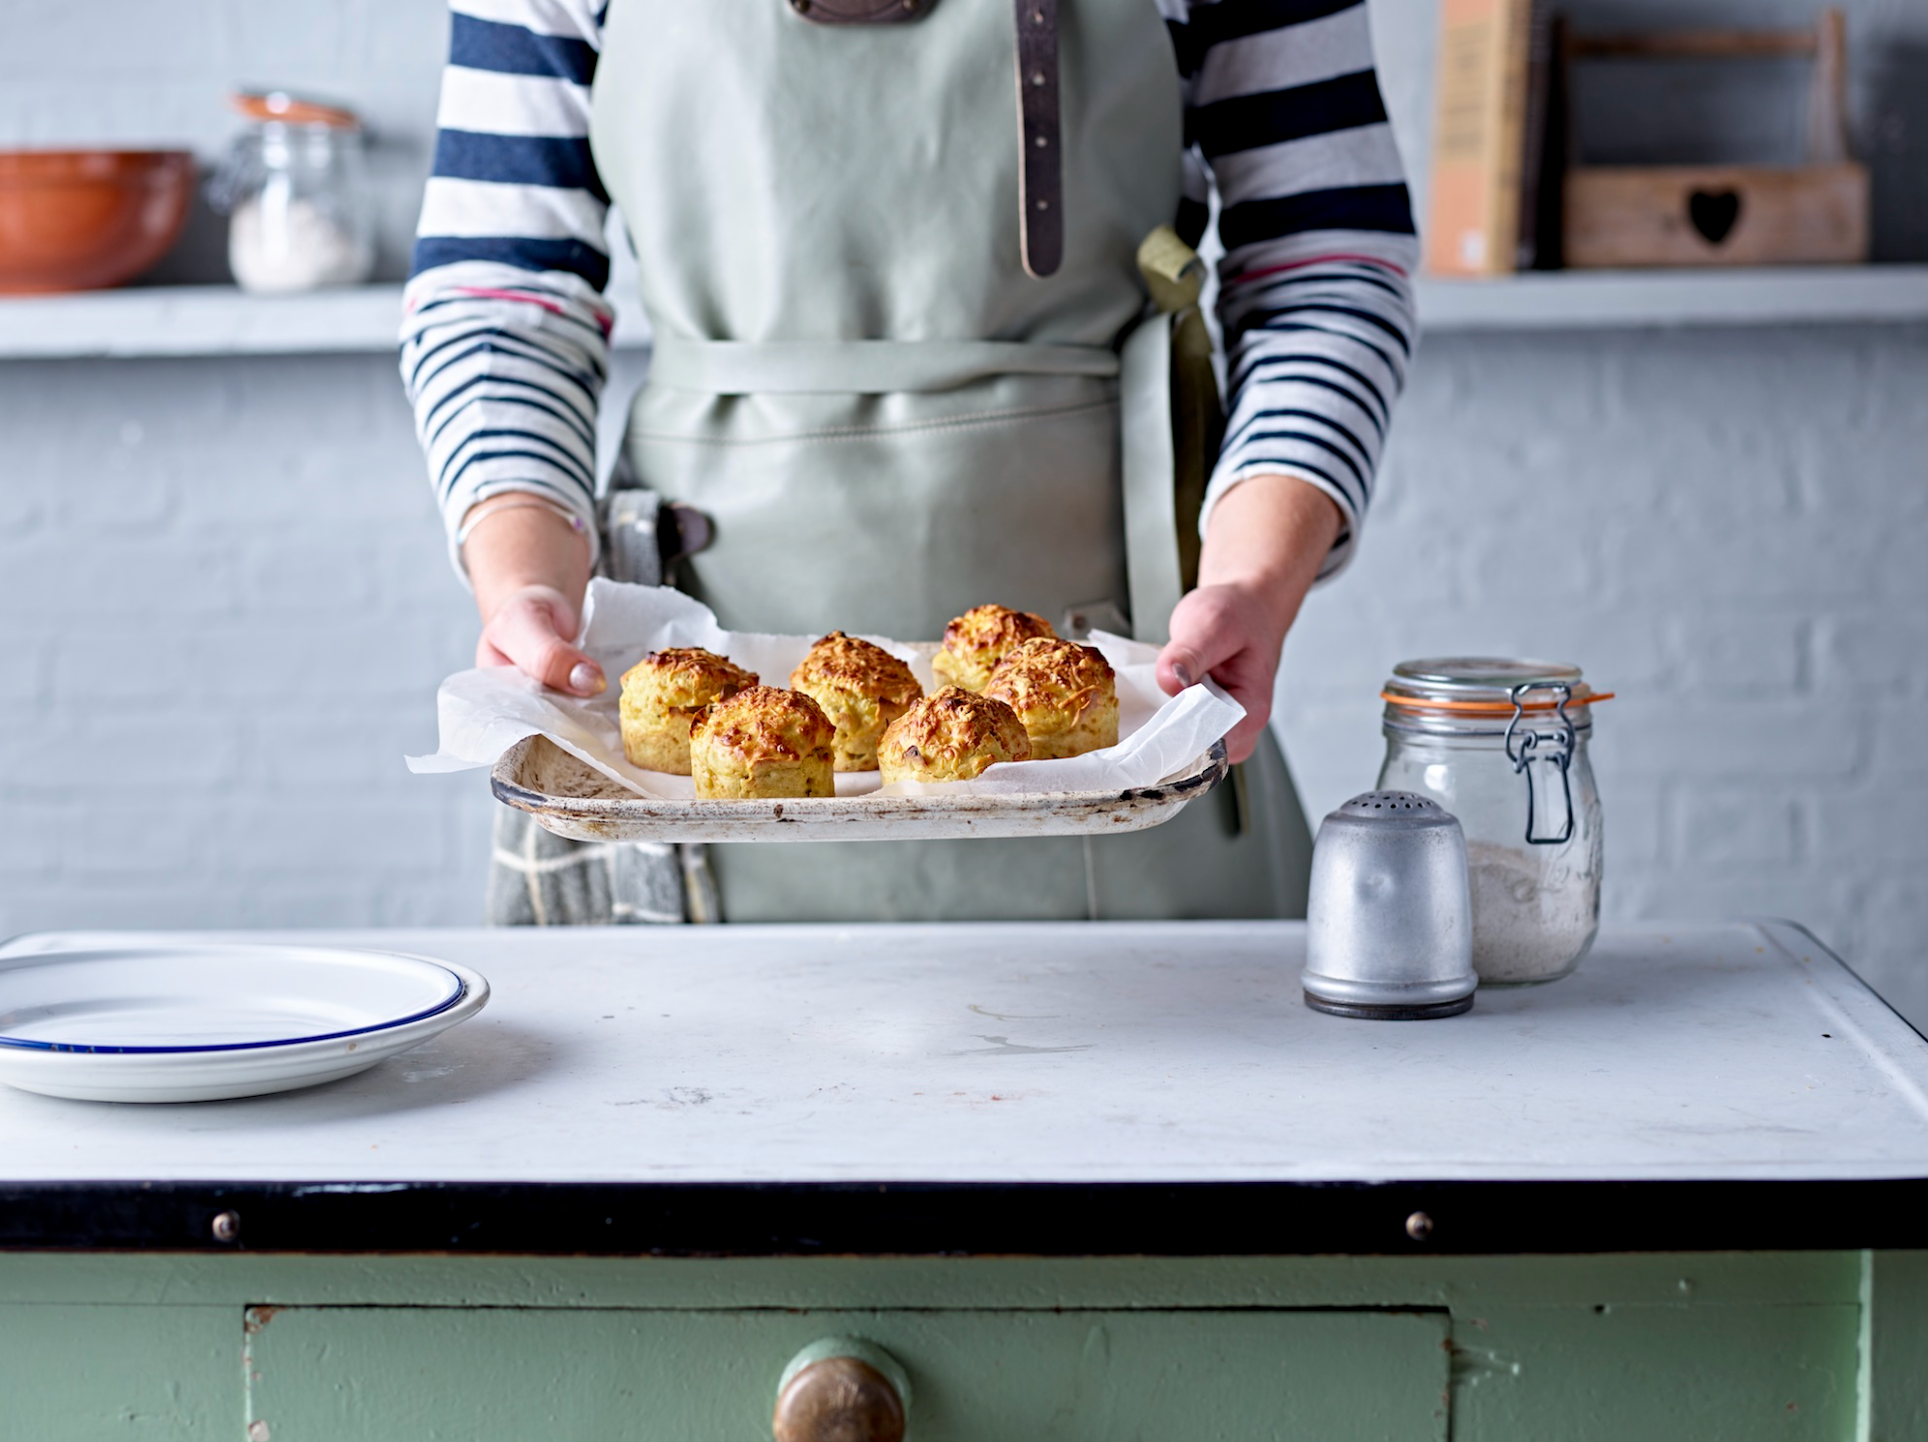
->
[1375, 659, 1611, 985]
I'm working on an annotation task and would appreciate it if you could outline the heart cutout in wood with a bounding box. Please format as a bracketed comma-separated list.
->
[1688, 189, 1743, 246]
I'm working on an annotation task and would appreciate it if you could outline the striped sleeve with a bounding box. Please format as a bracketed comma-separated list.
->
[1169, 0, 1419, 581]
[400, 0, 612, 581]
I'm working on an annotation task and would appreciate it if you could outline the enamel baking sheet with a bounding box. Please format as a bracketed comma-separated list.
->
[490, 733, 1229, 842]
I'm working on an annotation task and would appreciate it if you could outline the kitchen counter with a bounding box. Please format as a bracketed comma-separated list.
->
[4, 920, 1925, 1441]
[2, 919, 1924, 1254]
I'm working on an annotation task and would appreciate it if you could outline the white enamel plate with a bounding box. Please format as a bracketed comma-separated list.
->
[0, 941, 489, 1103]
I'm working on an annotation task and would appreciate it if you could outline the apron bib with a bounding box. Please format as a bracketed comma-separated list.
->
[589, 0, 1311, 921]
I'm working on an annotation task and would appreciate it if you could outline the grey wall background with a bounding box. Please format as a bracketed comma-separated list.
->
[1, 0, 1924, 1015]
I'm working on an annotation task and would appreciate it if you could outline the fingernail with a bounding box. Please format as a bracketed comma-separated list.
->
[569, 662, 605, 695]
[1173, 662, 1194, 689]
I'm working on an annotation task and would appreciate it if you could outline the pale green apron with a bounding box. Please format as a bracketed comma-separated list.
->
[588, 0, 1311, 921]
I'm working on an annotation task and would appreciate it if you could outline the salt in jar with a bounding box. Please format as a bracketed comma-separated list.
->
[212, 91, 375, 293]
[1375, 659, 1610, 985]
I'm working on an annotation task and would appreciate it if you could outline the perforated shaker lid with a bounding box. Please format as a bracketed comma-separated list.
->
[1326, 790, 1459, 829]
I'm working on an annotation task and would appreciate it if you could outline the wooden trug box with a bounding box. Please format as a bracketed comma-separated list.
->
[1562, 9, 1870, 268]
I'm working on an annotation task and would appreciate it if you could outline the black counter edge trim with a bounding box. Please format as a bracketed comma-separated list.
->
[1768, 917, 1928, 1048]
[2, 1178, 1925, 1256]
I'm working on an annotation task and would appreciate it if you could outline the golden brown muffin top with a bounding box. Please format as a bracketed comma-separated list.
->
[881, 686, 1032, 771]
[691, 685, 836, 763]
[940, 604, 1055, 669]
[620, 647, 758, 709]
[984, 638, 1116, 724]
[790, 632, 923, 707]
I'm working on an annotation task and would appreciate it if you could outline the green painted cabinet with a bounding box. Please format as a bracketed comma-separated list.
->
[0, 1252, 1914, 1442]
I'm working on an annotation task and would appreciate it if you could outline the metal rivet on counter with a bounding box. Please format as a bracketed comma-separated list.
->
[212, 1210, 241, 1244]
[1405, 1210, 1434, 1242]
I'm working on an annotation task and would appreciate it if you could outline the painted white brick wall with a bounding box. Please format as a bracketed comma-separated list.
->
[1275, 323, 1928, 1022]
[1, 0, 1925, 1027]
[0, 356, 489, 929]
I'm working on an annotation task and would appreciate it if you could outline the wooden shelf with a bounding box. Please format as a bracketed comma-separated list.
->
[1416, 264, 1928, 331]
[0, 284, 651, 360]
[1, 269, 1925, 360]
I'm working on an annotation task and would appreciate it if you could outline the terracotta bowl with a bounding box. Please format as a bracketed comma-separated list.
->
[0, 150, 195, 294]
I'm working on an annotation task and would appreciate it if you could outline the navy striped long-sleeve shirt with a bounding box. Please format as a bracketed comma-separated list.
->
[402, 0, 1418, 581]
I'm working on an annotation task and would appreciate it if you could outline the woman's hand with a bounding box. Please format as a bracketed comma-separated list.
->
[462, 496, 604, 697]
[1156, 475, 1343, 763]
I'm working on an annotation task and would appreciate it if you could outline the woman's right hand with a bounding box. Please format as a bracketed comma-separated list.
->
[462, 496, 605, 698]
[476, 583, 604, 696]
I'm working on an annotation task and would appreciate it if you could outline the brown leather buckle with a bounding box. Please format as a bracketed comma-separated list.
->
[788, 0, 933, 24]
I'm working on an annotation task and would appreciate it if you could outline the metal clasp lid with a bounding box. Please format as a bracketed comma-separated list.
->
[1505, 682, 1576, 845]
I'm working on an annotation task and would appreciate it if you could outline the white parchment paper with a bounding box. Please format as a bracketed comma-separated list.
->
[408, 581, 1243, 798]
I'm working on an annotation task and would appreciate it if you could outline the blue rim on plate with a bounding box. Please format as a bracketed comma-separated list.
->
[0, 952, 470, 1056]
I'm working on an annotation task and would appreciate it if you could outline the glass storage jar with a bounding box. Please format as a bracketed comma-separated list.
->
[213, 91, 374, 293]
[1375, 659, 1611, 986]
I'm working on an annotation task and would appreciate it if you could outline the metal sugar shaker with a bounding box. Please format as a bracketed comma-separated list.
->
[1303, 790, 1477, 1020]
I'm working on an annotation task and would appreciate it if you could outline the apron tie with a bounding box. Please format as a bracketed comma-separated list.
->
[648, 337, 1116, 395]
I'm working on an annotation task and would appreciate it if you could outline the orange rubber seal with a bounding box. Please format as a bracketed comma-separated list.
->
[1380, 690, 1615, 716]
[230, 92, 360, 129]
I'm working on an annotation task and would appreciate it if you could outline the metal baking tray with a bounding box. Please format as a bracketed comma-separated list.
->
[491, 734, 1229, 843]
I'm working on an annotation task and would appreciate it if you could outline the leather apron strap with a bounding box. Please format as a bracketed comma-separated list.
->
[1013, 0, 1063, 277]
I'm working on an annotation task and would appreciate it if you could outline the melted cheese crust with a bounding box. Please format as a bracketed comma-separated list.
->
[689, 685, 837, 799]
[619, 647, 760, 774]
[878, 686, 1033, 784]
[983, 637, 1120, 759]
[930, 604, 1056, 692]
[790, 632, 926, 773]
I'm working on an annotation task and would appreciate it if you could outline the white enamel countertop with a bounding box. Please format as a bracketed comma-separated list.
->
[1, 921, 1923, 1187]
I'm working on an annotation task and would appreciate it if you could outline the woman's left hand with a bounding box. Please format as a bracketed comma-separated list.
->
[1156, 475, 1344, 763]
[1158, 581, 1292, 763]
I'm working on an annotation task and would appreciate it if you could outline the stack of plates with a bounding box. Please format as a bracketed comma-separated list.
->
[0, 941, 489, 1103]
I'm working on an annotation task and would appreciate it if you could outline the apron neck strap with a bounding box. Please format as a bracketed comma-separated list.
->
[1013, 0, 1063, 277]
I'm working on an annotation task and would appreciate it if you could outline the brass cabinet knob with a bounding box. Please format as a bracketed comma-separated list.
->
[773, 1338, 911, 1442]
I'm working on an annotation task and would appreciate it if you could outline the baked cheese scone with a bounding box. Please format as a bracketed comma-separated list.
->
[619, 647, 759, 775]
[689, 686, 836, 799]
[930, 603, 1056, 692]
[789, 631, 924, 772]
[878, 686, 1032, 784]
[983, 637, 1120, 760]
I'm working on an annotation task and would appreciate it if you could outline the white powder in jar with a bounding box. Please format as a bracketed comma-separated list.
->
[1466, 839, 1600, 984]
[230, 196, 373, 293]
